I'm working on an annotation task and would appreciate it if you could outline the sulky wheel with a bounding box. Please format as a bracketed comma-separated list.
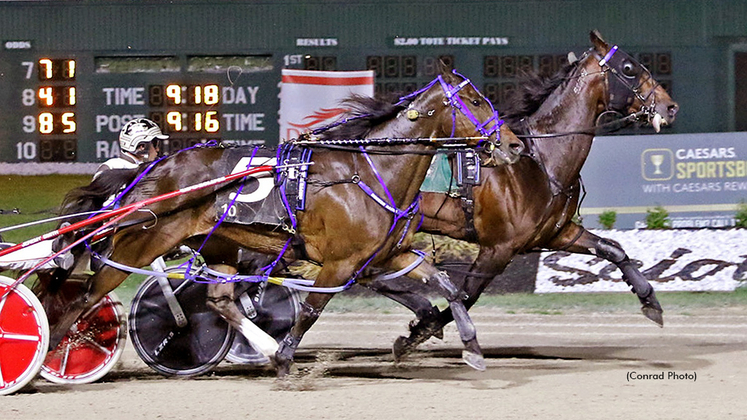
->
[225, 281, 300, 364]
[0, 275, 49, 396]
[128, 269, 234, 377]
[40, 291, 127, 385]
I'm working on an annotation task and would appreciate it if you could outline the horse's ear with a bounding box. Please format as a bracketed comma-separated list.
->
[439, 63, 460, 84]
[437, 58, 454, 76]
[590, 30, 609, 54]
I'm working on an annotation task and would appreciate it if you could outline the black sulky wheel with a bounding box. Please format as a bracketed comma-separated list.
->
[224, 281, 300, 365]
[128, 269, 234, 377]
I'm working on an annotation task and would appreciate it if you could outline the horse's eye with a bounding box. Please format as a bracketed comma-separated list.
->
[622, 61, 639, 78]
[471, 99, 482, 107]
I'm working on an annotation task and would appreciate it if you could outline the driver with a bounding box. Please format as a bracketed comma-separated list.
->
[94, 117, 167, 179]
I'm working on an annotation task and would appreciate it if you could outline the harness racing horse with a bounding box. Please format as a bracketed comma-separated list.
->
[373, 31, 679, 358]
[47, 69, 522, 376]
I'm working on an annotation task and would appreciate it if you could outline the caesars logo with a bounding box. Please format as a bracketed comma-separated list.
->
[641, 148, 674, 181]
[642, 146, 747, 181]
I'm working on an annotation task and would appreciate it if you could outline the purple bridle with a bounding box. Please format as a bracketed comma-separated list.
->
[396, 69, 504, 142]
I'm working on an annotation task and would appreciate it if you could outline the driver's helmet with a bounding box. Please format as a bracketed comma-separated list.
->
[119, 118, 168, 154]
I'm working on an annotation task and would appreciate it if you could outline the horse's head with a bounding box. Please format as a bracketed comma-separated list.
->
[400, 69, 523, 164]
[588, 30, 678, 132]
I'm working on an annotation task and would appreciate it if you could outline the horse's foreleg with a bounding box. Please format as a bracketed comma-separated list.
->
[205, 265, 279, 357]
[549, 223, 664, 326]
[274, 289, 335, 378]
[383, 253, 485, 371]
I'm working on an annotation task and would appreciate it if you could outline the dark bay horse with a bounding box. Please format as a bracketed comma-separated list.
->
[47, 69, 522, 375]
[373, 31, 679, 358]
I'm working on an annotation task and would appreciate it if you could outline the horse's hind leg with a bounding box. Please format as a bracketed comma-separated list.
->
[389, 247, 508, 361]
[205, 265, 279, 357]
[549, 223, 664, 326]
[381, 253, 485, 371]
[366, 278, 444, 338]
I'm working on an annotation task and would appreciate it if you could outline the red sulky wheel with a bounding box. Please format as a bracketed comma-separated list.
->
[40, 292, 126, 385]
[0, 275, 49, 396]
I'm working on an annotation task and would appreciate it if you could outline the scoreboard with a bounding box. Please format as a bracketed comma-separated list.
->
[0, 52, 278, 163]
[0, 46, 672, 164]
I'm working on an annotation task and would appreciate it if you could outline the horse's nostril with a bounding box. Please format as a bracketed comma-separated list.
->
[668, 104, 679, 118]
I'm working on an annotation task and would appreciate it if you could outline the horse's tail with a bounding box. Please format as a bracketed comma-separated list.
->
[59, 168, 140, 220]
[28, 168, 140, 303]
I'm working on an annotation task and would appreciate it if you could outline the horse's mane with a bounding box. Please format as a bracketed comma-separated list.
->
[318, 94, 407, 141]
[500, 61, 575, 128]
[59, 167, 142, 218]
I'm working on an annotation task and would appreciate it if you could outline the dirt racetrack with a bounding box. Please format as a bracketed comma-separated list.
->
[2, 307, 747, 420]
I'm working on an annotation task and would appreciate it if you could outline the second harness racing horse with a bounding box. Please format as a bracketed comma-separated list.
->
[372, 30, 679, 358]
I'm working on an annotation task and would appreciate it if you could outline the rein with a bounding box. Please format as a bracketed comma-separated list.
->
[307, 70, 504, 150]
[514, 110, 646, 139]
[294, 136, 489, 155]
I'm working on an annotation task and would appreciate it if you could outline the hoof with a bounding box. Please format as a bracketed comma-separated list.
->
[642, 306, 664, 327]
[393, 335, 413, 361]
[433, 328, 444, 340]
[462, 350, 486, 371]
[275, 365, 291, 378]
[639, 289, 664, 327]
[272, 356, 292, 378]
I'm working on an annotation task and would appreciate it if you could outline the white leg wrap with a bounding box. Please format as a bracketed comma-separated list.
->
[238, 318, 279, 357]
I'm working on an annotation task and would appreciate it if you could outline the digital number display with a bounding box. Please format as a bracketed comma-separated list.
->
[366, 56, 417, 78]
[38, 111, 76, 134]
[482, 82, 518, 108]
[37, 86, 76, 107]
[38, 58, 76, 81]
[482, 52, 674, 104]
[39, 138, 77, 162]
[32, 58, 78, 161]
[148, 84, 220, 107]
[148, 84, 221, 134]
[366, 55, 454, 79]
[148, 110, 220, 134]
[365, 55, 455, 97]
[483, 54, 565, 79]
[638, 53, 672, 75]
[303, 55, 337, 71]
[483, 55, 533, 78]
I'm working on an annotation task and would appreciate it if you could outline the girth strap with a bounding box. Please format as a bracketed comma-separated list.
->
[453, 149, 482, 242]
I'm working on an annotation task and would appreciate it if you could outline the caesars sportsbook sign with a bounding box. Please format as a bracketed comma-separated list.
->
[580, 131, 747, 229]
[278, 69, 374, 142]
